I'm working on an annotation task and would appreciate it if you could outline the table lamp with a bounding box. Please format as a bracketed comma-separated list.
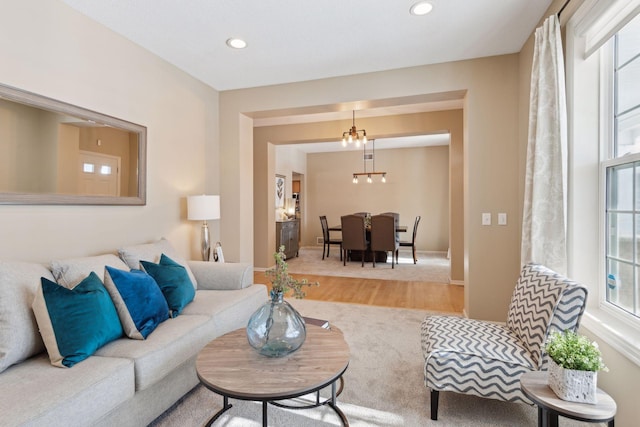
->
[284, 197, 296, 219]
[187, 195, 220, 261]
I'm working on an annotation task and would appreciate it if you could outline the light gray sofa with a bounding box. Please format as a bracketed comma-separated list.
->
[0, 239, 268, 427]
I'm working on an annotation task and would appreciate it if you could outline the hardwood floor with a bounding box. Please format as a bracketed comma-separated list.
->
[253, 271, 464, 313]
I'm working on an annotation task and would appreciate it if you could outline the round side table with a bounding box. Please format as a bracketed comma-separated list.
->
[520, 371, 616, 427]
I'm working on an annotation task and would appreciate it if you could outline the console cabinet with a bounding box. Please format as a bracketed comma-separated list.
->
[276, 220, 299, 259]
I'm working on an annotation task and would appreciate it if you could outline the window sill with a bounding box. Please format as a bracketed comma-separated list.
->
[581, 307, 640, 367]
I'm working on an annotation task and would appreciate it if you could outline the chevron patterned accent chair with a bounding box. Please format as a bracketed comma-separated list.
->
[421, 263, 588, 421]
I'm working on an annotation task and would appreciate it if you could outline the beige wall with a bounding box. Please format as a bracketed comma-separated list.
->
[0, 100, 58, 193]
[0, 0, 219, 262]
[222, 56, 520, 319]
[305, 145, 449, 250]
[57, 124, 80, 194]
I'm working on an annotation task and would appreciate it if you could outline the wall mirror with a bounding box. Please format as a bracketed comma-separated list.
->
[0, 83, 146, 205]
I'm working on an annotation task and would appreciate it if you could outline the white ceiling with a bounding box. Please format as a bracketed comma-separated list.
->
[58, 0, 552, 152]
[59, 0, 552, 92]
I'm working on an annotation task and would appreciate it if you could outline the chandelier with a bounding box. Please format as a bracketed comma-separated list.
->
[342, 110, 367, 147]
[352, 139, 387, 184]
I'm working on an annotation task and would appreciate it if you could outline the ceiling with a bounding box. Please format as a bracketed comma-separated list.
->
[59, 0, 552, 92]
[59, 0, 552, 153]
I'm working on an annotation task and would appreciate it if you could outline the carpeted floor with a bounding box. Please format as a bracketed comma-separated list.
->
[148, 300, 587, 427]
[283, 247, 450, 284]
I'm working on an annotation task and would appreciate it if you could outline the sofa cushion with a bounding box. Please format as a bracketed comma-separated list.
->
[32, 273, 124, 368]
[183, 285, 267, 336]
[506, 264, 568, 366]
[0, 353, 134, 427]
[51, 254, 129, 288]
[141, 254, 195, 318]
[104, 266, 169, 340]
[0, 261, 51, 373]
[422, 315, 537, 404]
[187, 260, 254, 290]
[95, 313, 212, 391]
[118, 238, 197, 288]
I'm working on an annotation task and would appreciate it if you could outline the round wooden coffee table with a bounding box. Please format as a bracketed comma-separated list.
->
[196, 325, 350, 426]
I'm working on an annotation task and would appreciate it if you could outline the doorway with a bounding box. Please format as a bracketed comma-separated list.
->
[78, 150, 121, 196]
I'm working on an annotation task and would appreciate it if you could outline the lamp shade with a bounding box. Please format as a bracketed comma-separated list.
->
[187, 195, 220, 221]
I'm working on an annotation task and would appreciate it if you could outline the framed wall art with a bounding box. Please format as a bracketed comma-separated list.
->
[275, 174, 286, 209]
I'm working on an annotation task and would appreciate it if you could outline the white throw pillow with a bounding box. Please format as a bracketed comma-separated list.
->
[0, 261, 51, 373]
[51, 254, 130, 288]
[118, 238, 197, 289]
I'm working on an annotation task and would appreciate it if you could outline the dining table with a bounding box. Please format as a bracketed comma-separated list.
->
[328, 225, 407, 233]
[328, 224, 407, 263]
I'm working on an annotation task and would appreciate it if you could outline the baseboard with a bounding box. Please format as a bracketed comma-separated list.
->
[449, 279, 464, 286]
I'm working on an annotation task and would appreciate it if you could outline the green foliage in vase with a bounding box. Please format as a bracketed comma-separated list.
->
[545, 330, 608, 372]
[266, 246, 319, 299]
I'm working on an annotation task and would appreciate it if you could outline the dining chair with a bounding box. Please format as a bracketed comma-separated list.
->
[340, 215, 368, 267]
[370, 214, 399, 268]
[399, 216, 421, 264]
[319, 215, 342, 261]
[381, 212, 400, 242]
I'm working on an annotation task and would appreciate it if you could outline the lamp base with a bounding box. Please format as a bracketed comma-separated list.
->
[201, 222, 211, 261]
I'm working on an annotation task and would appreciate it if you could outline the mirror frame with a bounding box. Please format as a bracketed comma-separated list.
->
[0, 83, 147, 205]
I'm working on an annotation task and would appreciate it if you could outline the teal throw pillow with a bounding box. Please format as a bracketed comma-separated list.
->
[140, 254, 196, 318]
[32, 272, 123, 368]
[103, 266, 169, 339]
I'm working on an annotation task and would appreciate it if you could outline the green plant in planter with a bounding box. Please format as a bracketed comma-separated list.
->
[265, 245, 319, 298]
[545, 330, 608, 372]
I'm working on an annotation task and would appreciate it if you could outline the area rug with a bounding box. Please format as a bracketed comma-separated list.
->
[283, 247, 450, 284]
[148, 300, 584, 427]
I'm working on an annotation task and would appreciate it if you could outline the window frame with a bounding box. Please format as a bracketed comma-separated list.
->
[599, 28, 640, 326]
[567, 0, 640, 367]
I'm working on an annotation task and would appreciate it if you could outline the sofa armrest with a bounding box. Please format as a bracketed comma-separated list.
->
[187, 261, 253, 290]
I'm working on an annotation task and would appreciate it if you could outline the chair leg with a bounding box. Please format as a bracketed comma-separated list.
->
[343, 249, 346, 266]
[430, 389, 439, 421]
[339, 245, 343, 261]
[322, 243, 326, 260]
[413, 246, 417, 264]
[361, 251, 364, 267]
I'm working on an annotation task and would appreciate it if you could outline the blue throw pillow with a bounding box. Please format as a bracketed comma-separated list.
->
[32, 272, 123, 368]
[140, 254, 196, 318]
[103, 266, 169, 339]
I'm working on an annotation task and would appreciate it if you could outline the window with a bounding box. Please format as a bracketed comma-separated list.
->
[603, 13, 640, 320]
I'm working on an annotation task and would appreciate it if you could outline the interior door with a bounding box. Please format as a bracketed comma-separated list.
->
[78, 151, 121, 196]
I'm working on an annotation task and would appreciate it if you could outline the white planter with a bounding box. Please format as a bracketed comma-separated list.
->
[547, 358, 598, 404]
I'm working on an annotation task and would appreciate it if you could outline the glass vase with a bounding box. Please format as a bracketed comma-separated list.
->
[246, 290, 306, 357]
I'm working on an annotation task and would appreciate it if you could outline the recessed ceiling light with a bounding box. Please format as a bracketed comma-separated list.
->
[226, 38, 247, 49]
[410, 1, 433, 16]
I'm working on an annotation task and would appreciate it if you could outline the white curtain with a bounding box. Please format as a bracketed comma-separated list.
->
[521, 14, 568, 274]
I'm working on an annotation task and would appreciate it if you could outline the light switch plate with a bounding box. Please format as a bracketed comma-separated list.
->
[482, 213, 491, 225]
[498, 213, 507, 225]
